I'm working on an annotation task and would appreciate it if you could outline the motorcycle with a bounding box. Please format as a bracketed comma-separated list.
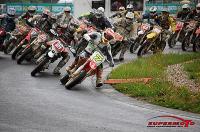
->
[11, 27, 39, 60]
[3, 24, 30, 54]
[110, 33, 125, 57]
[137, 25, 165, 57]
[31, 30, 75, 76]
[193, 24, 200, 52]
[168, 20, 186, 48]
[130, 23, 150, 53]
[60, 50, 106, 89]
[17, 31, 48, 64]
[182, 20, 197, 51]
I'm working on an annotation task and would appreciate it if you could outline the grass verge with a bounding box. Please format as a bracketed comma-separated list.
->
[109, 53, 200, 113]
[184, 59, 200, 84]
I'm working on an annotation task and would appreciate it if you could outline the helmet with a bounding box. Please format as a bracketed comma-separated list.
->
[95, 10, 104, 18]
[49, 13, 57, 24]
[126, 4, 133, 10]
[149, 6, 157, 13]
[103, 28, 115, 43]
[119, 6, 125, 11]
[28, 6, 36, 14]
[196, 3, 200, 8]
[182, 4, 190, 9]
[64, 6, 71, 12]
[43, 9, 50, 15]
[7, 8, 16, 17]
[125, 12, 134, 20]
[162, 8, 169, 13]
[97, 7, 105, 14]
[50, 14, 57, 20]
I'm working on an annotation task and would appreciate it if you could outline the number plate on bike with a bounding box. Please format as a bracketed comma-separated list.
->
[90, 51, 105, 66]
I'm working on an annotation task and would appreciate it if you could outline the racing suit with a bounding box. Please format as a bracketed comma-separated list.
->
[0, 14, 16, 49]
[113, 18, 134, 60]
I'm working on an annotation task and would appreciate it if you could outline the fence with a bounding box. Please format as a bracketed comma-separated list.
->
[5, 3, 74, 15]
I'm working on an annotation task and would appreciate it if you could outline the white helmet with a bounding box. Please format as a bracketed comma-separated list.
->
[196, 3, 200, 8]
[126, 4, 133, 10]
[43, 8, 50, 15]
[182, 4, 190, 9]
[125, 12, 134, 20]
[64, 6, 71, 12]
[149, 6, 157, 13]
[28, 6, 36, 12]
[7, 8, 16, 17]
[97, 7, 105, 14]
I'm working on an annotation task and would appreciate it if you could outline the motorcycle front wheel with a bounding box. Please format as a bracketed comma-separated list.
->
[137, 40, 151, 57]
[65, 71, 87, 90]
[31, 57, 49, 77]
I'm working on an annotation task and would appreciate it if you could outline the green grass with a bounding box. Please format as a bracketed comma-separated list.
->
[110, 53, 200, 113]
[184, 60, 200, 84]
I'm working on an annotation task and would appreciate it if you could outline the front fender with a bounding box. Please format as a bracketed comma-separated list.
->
[147, 32, 157, 39]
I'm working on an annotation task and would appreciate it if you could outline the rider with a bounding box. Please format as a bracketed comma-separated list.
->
[156, 9, 176, 50]
[18, 6, 37, 27]
[143, 6, 160, 25]
[80, 7, 112, 30]
[0, 8, 16, 50]
[126, 4, 141, 21]
[177, 4, 191, 20]
[0, 8, 16, 32]
[109, 6, 126, 19]
[113, 12, 135, 61]
[53, 7, 79, 75]
[187, 3, 200, 20]
[66, 29, 115, 87]
[56, 6, 74, 28]
[186, 3, 200, 44]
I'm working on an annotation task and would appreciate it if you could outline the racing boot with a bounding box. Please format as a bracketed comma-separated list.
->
[96, 68, 103, 87]
[53, 55, 70, 75]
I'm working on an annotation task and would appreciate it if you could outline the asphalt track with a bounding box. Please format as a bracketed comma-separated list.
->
[0, 43, 200, 132]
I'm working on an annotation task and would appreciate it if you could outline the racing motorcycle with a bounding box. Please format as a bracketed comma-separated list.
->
[192, 24, 200, 52]
[130, 23, 150, 53]
[60, 49, 106, 89]
[110, 32, 124, 57]
[11, 27, 39, 60]
[182, 20, 197, 51]
[31, 30, 75, 76]
[137, 25, 165, 57]
[17, 31, 48, 64]
[168, 20, 186, 48]
[4, 23, 30, 54]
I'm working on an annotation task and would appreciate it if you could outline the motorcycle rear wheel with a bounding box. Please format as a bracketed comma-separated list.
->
[17, 47, 32, 64]
[60, 73, 70, 85]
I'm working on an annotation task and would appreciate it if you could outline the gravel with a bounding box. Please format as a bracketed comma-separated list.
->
[166, 63, 200, 92]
